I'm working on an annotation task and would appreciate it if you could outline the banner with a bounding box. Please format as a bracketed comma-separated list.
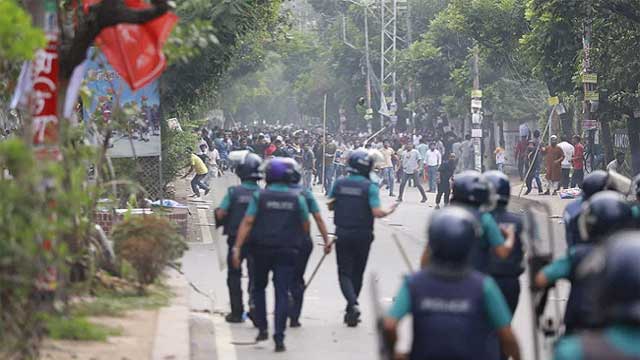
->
[84, 49, 161, 158]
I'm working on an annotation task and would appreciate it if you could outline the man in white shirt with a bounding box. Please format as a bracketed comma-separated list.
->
[397, 143, 428, 203]
[415, 138, 430, 182]
[380, 141, 396, 196]
[425, 142, 442, 192]
[557, 136, 575, 189]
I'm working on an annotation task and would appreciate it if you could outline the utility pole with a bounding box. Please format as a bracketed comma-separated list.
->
[470, 46, 483, 172]
[380, 0, 401, 130]
[364, 4, 372, 110]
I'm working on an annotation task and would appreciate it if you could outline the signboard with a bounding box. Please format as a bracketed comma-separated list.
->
[471, 90, 483, 98]
[471, 128, 483, 138]
[583, 120, 598, 130]
[585, 91, 600, 101]
[547, 96, 560, 106]
[582, 74, 598, 84]
[30, 1, 61, 161]
[84, 49, 161, 158]
[471, 99, 482, 109]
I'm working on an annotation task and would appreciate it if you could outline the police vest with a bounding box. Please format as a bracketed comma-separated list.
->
[488, 208, 524, 277]
[223, 185, 256, 239]
[250, 189, 303, 250]
[333, 178, 374, 235]
[408, 268, 494, 360]
[459, 206, 491, 274]
[564, 200, 583, 247]
[581, 331, 640, 360]
[565, 244, 603, 333]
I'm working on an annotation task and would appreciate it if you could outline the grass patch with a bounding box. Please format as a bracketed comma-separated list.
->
[72, 283, 173, 318]
[44, 315, 122, 341]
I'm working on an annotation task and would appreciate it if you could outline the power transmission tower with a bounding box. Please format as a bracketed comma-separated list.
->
[379, 0, 407, 129]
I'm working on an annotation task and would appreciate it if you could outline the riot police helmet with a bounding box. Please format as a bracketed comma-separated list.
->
[451, 171, 495, 209]
[582, 170, 609, 200]
[484, 170, 510, 205]
[346, 150, 374, 177]
[427, 206, 482, 268]
[578, 191, 633, 242]
[265, 157, 300, 184]
[231, 151, 263, 181]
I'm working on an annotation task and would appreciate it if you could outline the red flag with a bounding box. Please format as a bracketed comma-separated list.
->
[93, 0, 177, 90]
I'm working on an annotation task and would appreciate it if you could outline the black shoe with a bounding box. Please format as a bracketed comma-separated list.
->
[204, 188, 210, 196]
[524, 189, 531, 195]
[396, 197, 402, 202]
[435, 205, 440, 209]
[389, 193, 395, 197]
[256, 330, 269, 342]
[421, 197, 427, 203]
[225, 313, 244, 324]
[543, 190, 550, 195]
[345, 306, 361, 327]
[275, 340, 286, 352]
[290, 319, 301, 328]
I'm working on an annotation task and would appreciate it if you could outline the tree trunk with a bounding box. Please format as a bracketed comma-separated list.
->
[600, 118, 615, 165]
[498, 117, 505, 148]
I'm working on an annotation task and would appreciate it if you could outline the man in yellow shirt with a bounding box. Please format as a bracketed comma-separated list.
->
[183, 147, 210, 199]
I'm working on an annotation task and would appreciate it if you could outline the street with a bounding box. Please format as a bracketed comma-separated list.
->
[180, 175, 570, 360]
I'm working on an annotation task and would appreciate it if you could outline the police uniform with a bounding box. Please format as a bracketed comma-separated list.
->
[488, 207, 524, 313]
[329, 173, 380, 313]
[288, 184, 320, 324]
[554, 325, 640, 360]
[388, 268, 513, 360]
[564, 198, 584, 247]
[246, 183, 309, 344]
[463, 207, 506, 274]
[542, 246, 601, 333]
[218, 181, 260, 319]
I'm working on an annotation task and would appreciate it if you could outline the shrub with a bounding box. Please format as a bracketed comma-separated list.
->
[111, 215, 187, 292]
[43, 314, 121, 341]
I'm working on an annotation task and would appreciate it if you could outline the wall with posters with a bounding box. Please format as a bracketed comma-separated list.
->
[84, 49, 161, 158]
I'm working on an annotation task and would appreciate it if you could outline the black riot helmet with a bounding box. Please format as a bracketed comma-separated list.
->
[578, 191, 633, 242]
[599, 231, 640, 324]
[230, 151, 263, 181]
[582, 170, 609, 200]
[484, 170, 510, 206]
[427, 206, 482, 269]
[451, 171, 496, 209]
[347, 150, 374, 177]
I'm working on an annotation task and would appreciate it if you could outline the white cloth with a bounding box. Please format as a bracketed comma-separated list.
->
[557, 141, 574, 169]
[425, 149, 442, 167]
[402, 149, 422, 174]
[496, 152, 506, 165]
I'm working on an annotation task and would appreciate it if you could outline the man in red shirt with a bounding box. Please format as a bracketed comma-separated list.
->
[515, 136, 529, 180]
[571, 135, 585, 188]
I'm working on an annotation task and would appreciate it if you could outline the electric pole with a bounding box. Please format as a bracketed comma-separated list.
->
[471, 46, 483, 172]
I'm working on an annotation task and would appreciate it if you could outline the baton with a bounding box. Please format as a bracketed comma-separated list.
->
[392, 233, 415, 273]
[304, 239, 335, 290]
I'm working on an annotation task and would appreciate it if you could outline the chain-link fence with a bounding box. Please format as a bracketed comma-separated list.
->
[111, 156, 163, 199]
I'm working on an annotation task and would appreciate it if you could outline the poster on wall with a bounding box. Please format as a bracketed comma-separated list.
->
[83, 49, 161, 158]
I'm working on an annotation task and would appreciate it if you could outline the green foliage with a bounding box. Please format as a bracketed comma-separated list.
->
[72, 283, 172, 317]
[161, 125, 197, 188]
[0, 0, 45, 61]
[43, 314, 122, 341]
[112, 216, 187, 290]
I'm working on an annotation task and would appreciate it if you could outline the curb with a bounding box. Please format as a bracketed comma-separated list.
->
[152, 268, 191, 360]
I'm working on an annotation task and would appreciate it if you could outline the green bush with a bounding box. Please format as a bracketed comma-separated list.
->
[161, 126, 197, 189]
[112, 215, 187, 292]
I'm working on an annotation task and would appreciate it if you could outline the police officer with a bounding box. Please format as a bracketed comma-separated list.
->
[215, 151, 262, 323]
[484, 171, 525, 314]
[535, 191, 634, 334]
[286, 158, 332, 328]
[328, 150, 398, 327]
[563, 170, 610, 247]
[440, 171, 513, 273]
[554, 231, 640, 359]
[384, 207, 521, 360]
[232, 157, 310, 352]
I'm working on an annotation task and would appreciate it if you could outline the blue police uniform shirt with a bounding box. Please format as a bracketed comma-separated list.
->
[554, 325, 640, 360]
[219, 181, 260, 211]
[290, 184, 321, 214]
[218, 181, 260, 239]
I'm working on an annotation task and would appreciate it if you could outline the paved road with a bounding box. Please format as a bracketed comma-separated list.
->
[179, 175, 570, 360]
